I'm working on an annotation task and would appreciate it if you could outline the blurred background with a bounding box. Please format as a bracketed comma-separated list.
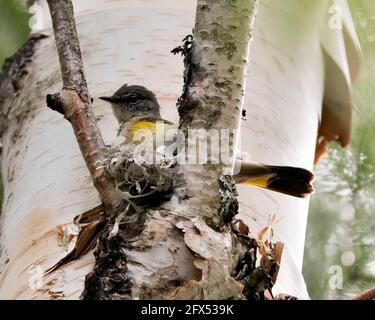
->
[303, 0, 375, 300]
[0, 0, 374, 299]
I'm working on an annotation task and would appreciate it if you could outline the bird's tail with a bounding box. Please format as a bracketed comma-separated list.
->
[235, 162, 315, 198]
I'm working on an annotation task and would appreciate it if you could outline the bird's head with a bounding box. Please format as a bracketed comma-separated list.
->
[100, 84, 161, 124]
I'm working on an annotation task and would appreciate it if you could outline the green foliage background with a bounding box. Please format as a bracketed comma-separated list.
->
[0, 0, 30, 67]
[303, 0, 375, 299]
[0, 1, 373, 300]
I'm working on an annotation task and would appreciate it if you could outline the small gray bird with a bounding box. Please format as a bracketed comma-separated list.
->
[100, 84, 315, 198]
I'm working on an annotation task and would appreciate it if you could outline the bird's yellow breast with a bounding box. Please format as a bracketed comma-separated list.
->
[129, 121, 160, 135]
[121, 116, 174, 144]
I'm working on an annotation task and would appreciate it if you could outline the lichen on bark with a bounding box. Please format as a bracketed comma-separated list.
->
[175, 0, 259, 226]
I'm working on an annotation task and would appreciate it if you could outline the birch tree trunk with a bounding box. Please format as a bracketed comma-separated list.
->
[0, 0, 358, 299]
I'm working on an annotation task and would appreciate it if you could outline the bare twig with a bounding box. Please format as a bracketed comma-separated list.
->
[46, 0, 121, 214]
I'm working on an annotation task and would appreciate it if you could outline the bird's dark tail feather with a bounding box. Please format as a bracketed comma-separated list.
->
[263, 165, 315, 198]
[237, 163, 315, 198]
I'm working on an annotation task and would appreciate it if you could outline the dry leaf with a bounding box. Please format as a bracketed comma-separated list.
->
[56, 224, 79, 249]
[73, 204, 105, 226]
[257, 226, 269, 242]
[233, 219, 250, 235]
[46, 218, 106, 274]
[272, 241, 284, 265]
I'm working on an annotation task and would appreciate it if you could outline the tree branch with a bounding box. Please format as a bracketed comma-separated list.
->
[353, 287, 375, 300]
[46, 0, 121, 214]
[177, 0, 259, 226]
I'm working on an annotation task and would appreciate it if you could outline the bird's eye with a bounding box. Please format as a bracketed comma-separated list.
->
[128, 94, 139, 104]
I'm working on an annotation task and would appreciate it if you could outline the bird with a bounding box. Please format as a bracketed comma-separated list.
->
[100, 84, 315, 199]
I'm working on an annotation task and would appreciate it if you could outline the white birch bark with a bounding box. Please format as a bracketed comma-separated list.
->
[0, 0, 358, 299]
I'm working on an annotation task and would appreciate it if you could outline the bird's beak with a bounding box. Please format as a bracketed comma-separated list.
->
[99, 96, 121, 103]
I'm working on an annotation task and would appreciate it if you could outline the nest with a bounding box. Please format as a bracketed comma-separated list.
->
[107, 142, 183, 211]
